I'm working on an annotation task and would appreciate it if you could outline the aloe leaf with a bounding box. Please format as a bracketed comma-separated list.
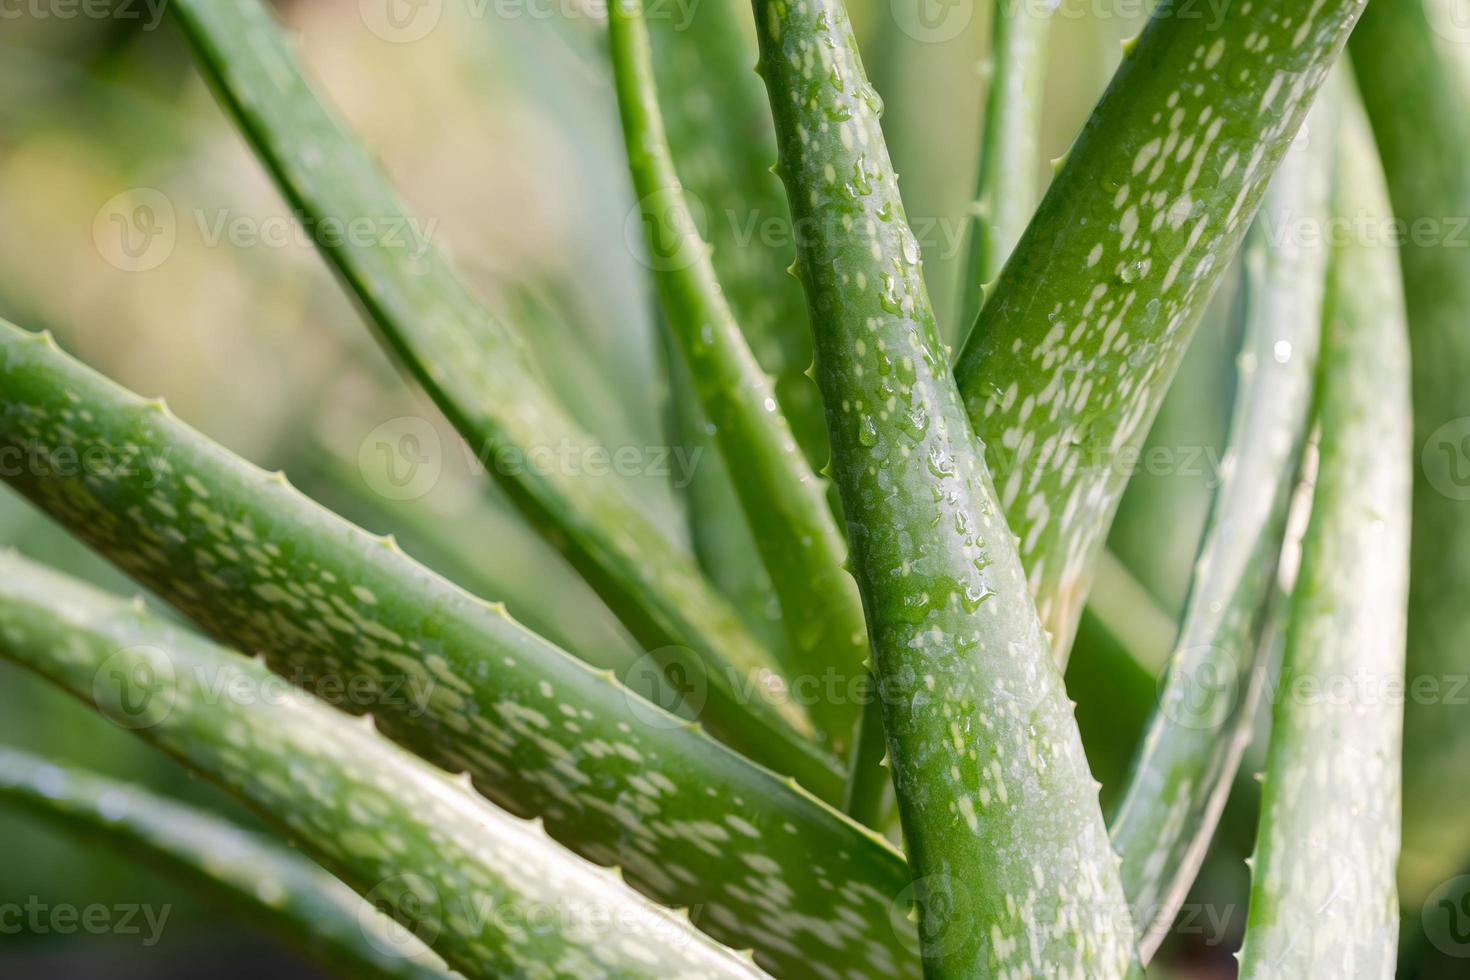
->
[0, 555, 768, 979]
[1349, 0, 1470, 907]
[1238, 80, 1410, 977]
[609, 0, 868, 752]
[646, 0, 825, 463]
[954, 0, 1369, 659]
[161, 0, 818, 767]
[656, 318, 785, 651]
[0, 322, 922, 979]
[1107, 95, 1335, 961]
[751, 2, 1134, 974]
[0, 747, 455, 980]
[955, 0, 1053, 329]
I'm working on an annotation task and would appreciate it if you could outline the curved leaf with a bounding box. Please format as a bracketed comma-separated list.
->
[751, 1, 1134, 974]
[0, 321, 920, 980]
[955, 0, 1369, 659]
[1108, 93, 1335, 961]
[0, 747, 455, 980]
[1350, 0, 1470, 906]
[646, 0, 824, 462]
[0, 555, 767, 980]
[609, 0, 868, 751]
[1238, 81, 1409, 978]
[162, 0, 819, 772]
[955, 0, 1053, 329]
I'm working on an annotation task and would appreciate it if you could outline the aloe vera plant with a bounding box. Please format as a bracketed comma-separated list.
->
[1239, 79, 1410, 976]
[0, 747, 454, 980]
[1110, 91, 1335, 961]
[0, 0, 1447, 974]
[1350, 0, 1470, 911]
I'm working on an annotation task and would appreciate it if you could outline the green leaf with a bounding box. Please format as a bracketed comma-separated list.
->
[655, 318, 786, 652]
[1107, 92, 1335, 961]
[750, 1, 1134, 974]
[0, 555, 768, 979]
[1238, 78, 1410, 977]
[162, 0, 819, 772]
[955, 0, 1369, 660]
[955, 0, 1053, 329]
[646, 0, 825, 463]
[609, 0, 868, 752]
[1350, 0, 1470, 907]
[0, 747, 454, 980]
[0, 321, 921, 980]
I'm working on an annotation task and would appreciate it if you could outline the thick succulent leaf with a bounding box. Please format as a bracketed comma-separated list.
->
[954, 0, 1369, 659]
[0, 322, 921, 980]
[750, 1, 1134, 975]
[646, 0, 824, 462]
[1350, 0, 1470, 906]
[162, 0, 820, 770]
[955, 0, 1053, 328]
[0, 555, 768, 980]
[1238, 82, 1409, 978]
[1107, 96, 1335, 961]
[0, 747, 455, 980]
[609, 0, 868, 752]
[656, 319, 785, 651]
